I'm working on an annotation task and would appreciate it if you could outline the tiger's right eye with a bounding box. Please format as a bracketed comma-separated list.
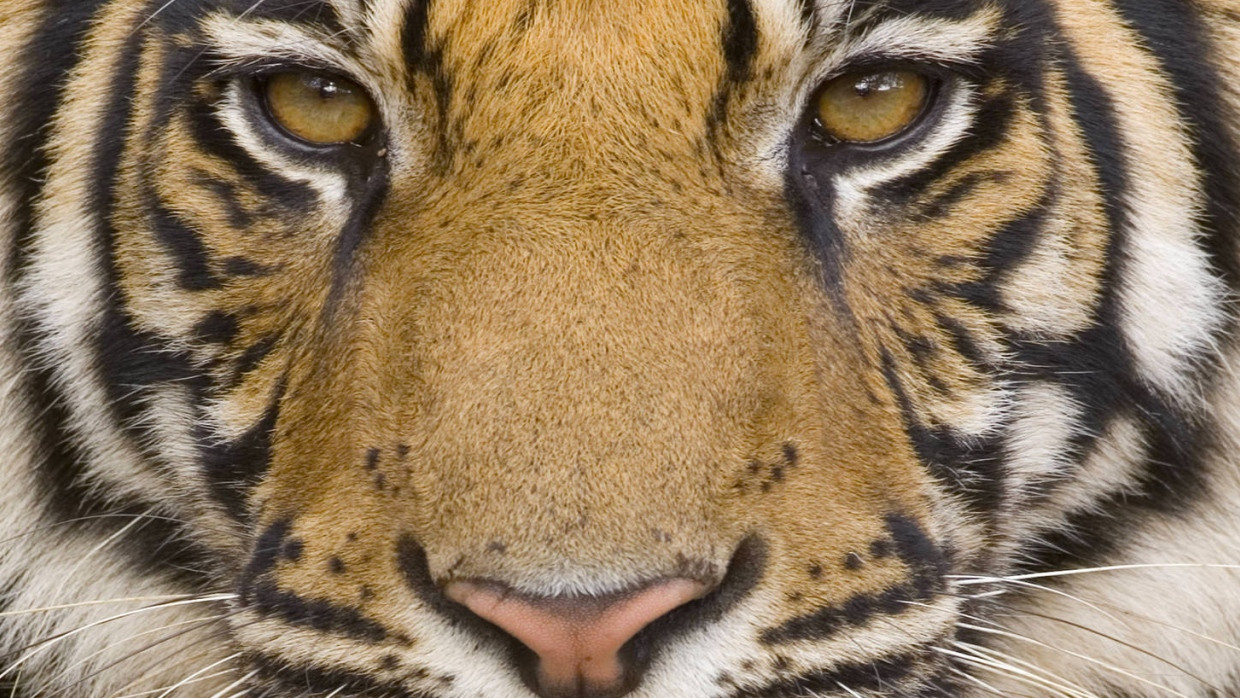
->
[263, 71, 376, 146]
[814, 69, 932, 144]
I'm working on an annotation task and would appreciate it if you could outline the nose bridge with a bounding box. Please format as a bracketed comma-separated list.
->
[359, 196, 808, 591]
[404, 214, 769, 480]
[429, 0, 727, 181]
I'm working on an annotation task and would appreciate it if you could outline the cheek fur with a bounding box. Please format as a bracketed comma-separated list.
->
[1, 0, 1240, 696]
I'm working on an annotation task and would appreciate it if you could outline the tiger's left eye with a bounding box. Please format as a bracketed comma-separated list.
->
[263, 71, 376, 145]
[814, 69, 931, 144]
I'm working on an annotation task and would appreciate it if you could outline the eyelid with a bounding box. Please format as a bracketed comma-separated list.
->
[200, 14, 366, 84]
[798, 7, 998, 99]
[821, 8, 1000, 65]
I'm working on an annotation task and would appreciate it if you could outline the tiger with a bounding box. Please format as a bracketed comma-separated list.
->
[3, 0, 1240, 695]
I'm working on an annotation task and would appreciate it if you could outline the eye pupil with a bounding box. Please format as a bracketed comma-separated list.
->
[814, 69, 931, 144]
[264, 71, 376, 146]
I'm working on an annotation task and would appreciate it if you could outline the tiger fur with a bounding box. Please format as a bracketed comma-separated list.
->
[3, 0, 1240, 696]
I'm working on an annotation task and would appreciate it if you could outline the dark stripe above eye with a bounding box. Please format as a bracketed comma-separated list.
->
[222, 0, 344, 32]
[722, 0, 758, 84]
[401, 0, 434, 70]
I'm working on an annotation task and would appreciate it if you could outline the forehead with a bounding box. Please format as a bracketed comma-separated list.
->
[197, 0, 990, 70]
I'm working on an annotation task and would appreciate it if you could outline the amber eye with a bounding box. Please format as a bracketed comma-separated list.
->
[814, 69, 931, 144]
[263, 71, 376, 145]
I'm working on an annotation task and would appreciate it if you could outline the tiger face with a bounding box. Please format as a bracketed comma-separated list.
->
[4, 0, 1240, 696]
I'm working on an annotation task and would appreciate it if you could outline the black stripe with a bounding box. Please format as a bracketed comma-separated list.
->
[941, 186, 1055, 312]
[784, 138, 850, 309]
[722, 0, 758, 85]
[324, 151, 392, 313]
[880, 349, 1006, 516]
[5, 2, 213, 586]
[199, 378, 282, 524]
[4, 2, 111, 284]
[149, 190, 222, 291]
[231, 334, 281, 385]
[730, 652, 921, 697]
[193, 310, 240, 345]
[875, 89, 1016, 204]
[247, 651, 424, 698]
[247, 581, 389, 642]
[401, 0, 434, 70]
[761, 514, 947, 645]
[998, 0, 1215, 570]
[186, 97, 317, 213]
[917, 169, 1013, 220]
[90, 23, 210, 450]
[1109, 0, 1240, 299]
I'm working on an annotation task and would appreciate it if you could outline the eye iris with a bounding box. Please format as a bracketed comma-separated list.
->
[815, 69, 929, 143]
[265, 72, 375, 145]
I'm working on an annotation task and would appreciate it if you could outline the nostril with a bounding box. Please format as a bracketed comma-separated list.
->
[445, 578, 708, 698]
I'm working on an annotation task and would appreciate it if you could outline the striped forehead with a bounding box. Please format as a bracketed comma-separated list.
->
[196, 0, 998, 73]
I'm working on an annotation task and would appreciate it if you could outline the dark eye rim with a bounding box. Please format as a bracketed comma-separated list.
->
[252, 68, 382, 150]
[805, 63, 948, 151]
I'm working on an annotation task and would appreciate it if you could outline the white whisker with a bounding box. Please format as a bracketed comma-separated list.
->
[946, 664, 1027, 697]
[953, 640, 1100, 696]
[42, 614, 230, 693]
[111, 668, 236, 698]
[0, 594, 232, 619]
[955, 573, 1240, 656]
[149, 652, 241, 698]
[958, 575, 1125, 627]
[0, 594, 234, 680]
[951, 563, 1240, 586]
[206, 670, 257, 698]
[956, 626, 1191, 697]
[934, 645, 1094, 697]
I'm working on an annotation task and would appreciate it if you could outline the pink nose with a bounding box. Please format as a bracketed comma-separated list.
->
[445, 578, 707, 697]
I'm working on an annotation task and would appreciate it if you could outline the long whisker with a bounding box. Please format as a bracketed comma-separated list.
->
[111, 668, 237, 698]
[945, 664, 1028, 697]
[147, 652, 242, 698]
[934, 644, 1093, 697]
[956, 574, 1240, 656]
[96, 615, 274, 698]
[954, 575, 1125, 627]
[206, 670, 257, 698]
[0, 595, 211, 619]
[927, 582, 1226, 689]
[36, 614, 230, 694]
[0, 594, 234, 679]
[951, 563, 1240, 586]
[955, 639, 1102, 694]
[957, 623, 1192, 697]
[56, 608, 248, 697]
[950, 633, 1100, 697]
[55, 517, 149, 585]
